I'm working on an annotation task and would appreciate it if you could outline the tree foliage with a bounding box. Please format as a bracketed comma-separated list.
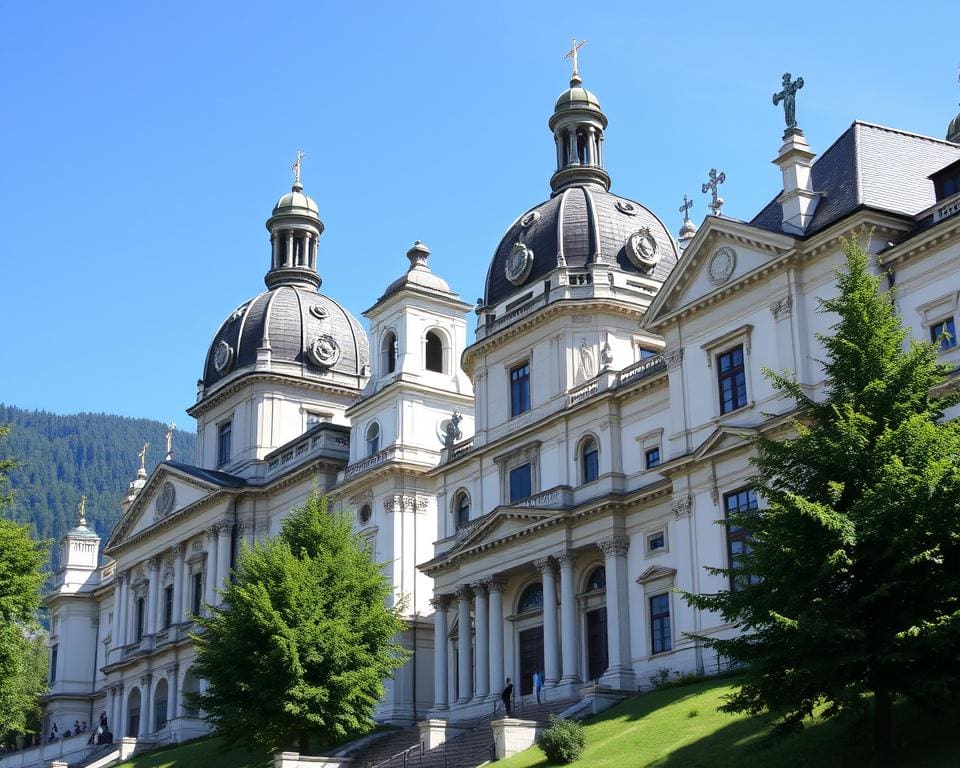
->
[685, 235, 960, 749]
[0, 425, 50, 743]
[190, 494, 408, 753]
[0, 405, 195, 569]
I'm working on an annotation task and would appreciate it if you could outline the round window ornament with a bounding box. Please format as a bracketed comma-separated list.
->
[520, 211, 542, 227]
[213, 340, 234, 374]
[708, 246, 737, 286]
[615, 200, 639, 215]
[626, 228, 661, 271]
[308, 335, 341, 368]
[308, 303, 328, 320]
[505, 242, 534, 285]
[155, 481, 176, 518]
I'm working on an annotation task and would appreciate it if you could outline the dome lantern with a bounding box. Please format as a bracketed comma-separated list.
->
[549, 39, 610, 195]
[264, 151, 324, 290]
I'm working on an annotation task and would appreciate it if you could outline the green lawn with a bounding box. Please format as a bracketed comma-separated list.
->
[114, 736, 273, 768]
[497, 677, 960, 768]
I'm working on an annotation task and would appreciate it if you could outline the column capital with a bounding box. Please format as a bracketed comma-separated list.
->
[216, 521, 233, 538]
[554, 550, 577, 568]
[429, 594, 452, 610]
[165, 663, 179, 678]
[484, 576, 508, 593]
[115, 571, 128, 586]
[146, 556, 161, 572]
[455, 585, 473, 601]
[598, 535, 630, 558]
[470, 580, 488, 596]
[140, 673, 152, 687]
[171, 542, 186, 559]
[534, 557, 556, 575]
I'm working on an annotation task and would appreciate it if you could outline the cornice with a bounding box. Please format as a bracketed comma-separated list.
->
[878, 216, 960, 271]
[347, 377, 474, 419]
[188, 371, 363, 418]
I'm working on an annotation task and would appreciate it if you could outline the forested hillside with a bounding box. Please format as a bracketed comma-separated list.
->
[0, 404, 196, 568]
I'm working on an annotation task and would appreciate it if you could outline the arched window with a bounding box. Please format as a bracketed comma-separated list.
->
[365, 422, 381, 457]
[585, 566, 606, 592]
[358, 504, 372, 526]
[381, 332, 397, 374]
[425, 330, 444, 373]
[454, 491, 470, 530]
[517, 582, 544, 613]
[581, 437, 599, 484]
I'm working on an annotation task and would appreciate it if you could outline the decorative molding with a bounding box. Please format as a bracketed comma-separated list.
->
[672, 495, 694, 520]
[484, 577, 507, 593]
[769, 295, 793, 320]
[598, 536, 630, 558]
[553, 551, 576, 569]
[429, 594, 452, 610]
[171, 543, 185, 559]
[533, 557, 555, 574]
[383, 494, 429, 514]
[146, 556, 160, 573]
[470, 581, 488, 596]
[454, 585, 473, 602]
[707, 246, 737, 286]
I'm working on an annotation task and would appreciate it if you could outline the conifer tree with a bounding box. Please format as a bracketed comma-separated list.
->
[190, 494, 408, 753]
[686, 236, 960, 750]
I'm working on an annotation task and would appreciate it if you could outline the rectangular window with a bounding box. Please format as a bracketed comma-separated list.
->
[649, 594, 672, 654]
[509, 463, 532, 502]
[931, 317, 957, 351]
[510, 362, 531, 417]
[717, 345, 747, 414]
[192, 572, 203, 616]
[135, 597, 145, 641]
[725, 488, 761, 591]
[647, 531, 665, 552]
[217, 421, 232, 466]
[49, 644, 58, 683]
[163, 585, 174, 629]
[645, 447, 661, 469]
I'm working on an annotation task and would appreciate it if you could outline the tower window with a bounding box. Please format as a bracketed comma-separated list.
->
[359, 504, 372, 526]
[192, 572, 203, 616]
[425, 331, 444, 373]
[163, 585, 174, 629]
[366, 422, 381, 457]
[135, 597, 145, 641]
[509, 463, 532, 502]
[454, 491, 470, 530]
[510, 362, 531, 417]
[931, 317, 956, 351]
[217, 421, 232, 466]
[382, 331, 398, 374]
[581, 437, 599, 484]
[717, 346, 747, 414]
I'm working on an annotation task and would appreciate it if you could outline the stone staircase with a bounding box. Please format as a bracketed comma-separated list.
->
[350, 697, 580, 768]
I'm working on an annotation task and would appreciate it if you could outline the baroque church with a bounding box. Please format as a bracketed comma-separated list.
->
[32, 52, 960, 762]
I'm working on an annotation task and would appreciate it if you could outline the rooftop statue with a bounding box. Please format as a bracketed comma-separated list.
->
[773, 72, 805, 138]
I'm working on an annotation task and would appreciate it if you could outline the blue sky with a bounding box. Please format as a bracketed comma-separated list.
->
[1, 1, 957, 427]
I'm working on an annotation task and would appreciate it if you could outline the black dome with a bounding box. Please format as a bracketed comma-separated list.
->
[484, 186, 678, 307]
[202, 285, 369, 391]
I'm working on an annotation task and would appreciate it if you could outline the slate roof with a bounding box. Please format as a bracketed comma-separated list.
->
[750, 121, 960, 237]
[485, 186, 679, 306]
[164, 460, 247, 488]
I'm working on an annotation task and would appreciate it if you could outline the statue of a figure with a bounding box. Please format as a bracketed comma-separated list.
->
[444, 410, 463, 449]
[78, 495, 87, 526]
[138, 443, 148, 473]
[773, 73, 804, 136]
[165, 423, 176, 460]
[577, 339, 596, 382]
[600, 339, 614, 369]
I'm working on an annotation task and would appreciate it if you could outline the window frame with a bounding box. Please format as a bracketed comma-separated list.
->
[645, 446, 661, 469]
[424, 329, 446, 373]
[494, 440, 541, 505]
[649, 593, 672, 655]
[191, 571, 203, 617]
[724, 487, 761, 591]
[135, 597, 145, 641]
[580, 435, 600, 484]
[509, 361, 531, 418]
[453, 490, 471, 531]
[717, 345, 748, 415]
[365, 421, 381, 457]
[381, 330, 398, 375]
[509, 462, 533, 503]
[646, 528, 668, 556]
[216, 420, 232, 467]
[931, 316, 957, 352]
[163, 584, 174, 629]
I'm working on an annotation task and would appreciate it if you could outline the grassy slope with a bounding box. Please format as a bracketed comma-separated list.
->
[113, 737, 273, 768]
[497, 677, 960, 768]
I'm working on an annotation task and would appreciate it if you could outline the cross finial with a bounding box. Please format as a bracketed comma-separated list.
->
[564, 38, 586, 82]
[78, 495, 87, 527]
[291, 150, 306, 186]
[701, 168, 727, 216]
[772, 72, 805, 139]
[679, 194, 694, 223]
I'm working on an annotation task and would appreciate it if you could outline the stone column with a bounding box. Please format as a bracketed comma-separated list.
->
[204, 528, 218, 609]
[118, 683, 127, 738]
[141, 675, 153, 736]
[471, 582, 489, 700]
[181, 550, 192, 622]
[115, 573, 127, 649]
[285, 232, 294, 267]
[567, 127, 579, 165]
[171, 545, 184, 626]
[154, 558, 166, 632]
[270, 234, 278, 268]
[430, 596, 450, 710]
[554, 134, 563, 170]
[241, 519, 255, 550]
[598, 536, 634, 689]
[166, 666, 178, 723]
[215, 523, 232, 600]
[486, 577, 506, 701]
[536, 558, 561, 686]
[455, 585, 473, 704]
[145, 559, 159, 636]
[556, 551, 580, 685]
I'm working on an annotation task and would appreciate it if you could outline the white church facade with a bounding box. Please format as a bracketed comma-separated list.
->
[28, 58, 960, 763]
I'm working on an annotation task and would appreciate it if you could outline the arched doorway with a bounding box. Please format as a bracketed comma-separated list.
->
[152, 678, 168, 731]
[180, 669, 201, 718]
[126, 687, 141, 738]
[582, 566, 608, 682]
[516, 583, 544, 696]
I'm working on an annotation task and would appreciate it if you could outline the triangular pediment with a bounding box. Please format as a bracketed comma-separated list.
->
[106, 464, 232, 549]
[451, 507, 559, 557]
[693, 425, 759, 462]
[645, 218, 794, 330]
[637, 564, 677, 584]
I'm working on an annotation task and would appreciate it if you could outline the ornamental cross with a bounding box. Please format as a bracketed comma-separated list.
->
[564, 38, 586, 79]
[772, 72, 804, 137]
[138, 442, 149, 472]
[291, 149, 305, 184]
[679, 194, 693, 223]
[701, 168, 726, 216]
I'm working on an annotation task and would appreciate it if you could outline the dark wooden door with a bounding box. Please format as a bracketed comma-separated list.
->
[586, 607, 608, 682]
[518, 626, 544, 696]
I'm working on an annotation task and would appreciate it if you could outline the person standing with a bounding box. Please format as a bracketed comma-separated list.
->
[501, 678, 514, 716]
[533, 669, 544, 704]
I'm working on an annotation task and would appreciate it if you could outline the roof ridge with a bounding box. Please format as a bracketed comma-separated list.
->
[851, 119, 960, 147]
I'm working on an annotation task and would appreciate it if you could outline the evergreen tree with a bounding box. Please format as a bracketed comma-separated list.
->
[190, 494, 408, 753]
[686, 236, 960, 750]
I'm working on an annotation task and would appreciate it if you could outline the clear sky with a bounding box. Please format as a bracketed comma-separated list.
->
[1, 1, 957, 427]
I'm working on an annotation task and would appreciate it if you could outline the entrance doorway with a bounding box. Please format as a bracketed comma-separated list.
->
[586, 607, 608, 682]
[126, 687, 141, 738]
[518, 626, 544, 696]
